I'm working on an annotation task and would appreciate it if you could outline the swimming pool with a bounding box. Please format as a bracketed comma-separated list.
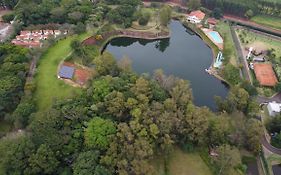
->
[209, 31, 223, 44]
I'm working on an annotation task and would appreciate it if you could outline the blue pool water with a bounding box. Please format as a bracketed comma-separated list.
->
[209, 31, 223, 43]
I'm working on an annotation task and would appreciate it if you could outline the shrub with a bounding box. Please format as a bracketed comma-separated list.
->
[138, 12, 151, 26]
[222, 63, 241, 85]
[2, 13, 15, 23]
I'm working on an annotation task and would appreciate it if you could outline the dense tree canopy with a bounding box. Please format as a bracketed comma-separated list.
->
[0, 44, 29, 118]
[0, 1, 266, 174]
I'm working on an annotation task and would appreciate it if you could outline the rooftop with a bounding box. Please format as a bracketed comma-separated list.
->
[58, 65, 75, 79]
[268, 101, 281, 112]
[207, 18, 217, 25]
[253, 63, 278, 87]
[189, 10, 205, 20]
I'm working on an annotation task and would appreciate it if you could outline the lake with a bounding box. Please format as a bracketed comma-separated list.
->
[104, 20, 228, 110]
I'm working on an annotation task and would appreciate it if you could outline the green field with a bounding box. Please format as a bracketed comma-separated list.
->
[34, 33, 90, 111]
[216, 21, 238, 66]
[251, 15, 281, 30]
[153, 148, 213, 175]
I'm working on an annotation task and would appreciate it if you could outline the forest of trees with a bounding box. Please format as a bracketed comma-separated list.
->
[0, 47, 263, 174]
[0, 44, 30, 121]
[0, 0, 267, 174]
[0, 0, 19, 9]
[201, 0, 281, 17]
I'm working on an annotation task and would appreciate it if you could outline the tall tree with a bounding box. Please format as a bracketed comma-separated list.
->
[27, 144, 59, 174]
[214, 144, 242, 175]
[159, 5, 172, 26]
[84, 117, 116, 150]
[245, 119, 263, 154]
[188, 0, 201, 10]
[0, 134, 35, 175]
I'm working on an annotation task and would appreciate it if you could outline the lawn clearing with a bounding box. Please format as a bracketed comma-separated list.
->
[251, 15, 281, 31]
[236, 28, 281, 63]
[35, 33, 90, 111]
[216, 21, 238, 66]
[153, 148, 213, 175]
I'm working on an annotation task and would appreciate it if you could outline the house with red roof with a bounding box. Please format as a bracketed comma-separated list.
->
[187, 10, 206, 24]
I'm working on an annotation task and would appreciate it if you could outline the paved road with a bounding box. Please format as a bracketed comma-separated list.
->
[261, 135, 281, 155]
[257, 93, 281, 104]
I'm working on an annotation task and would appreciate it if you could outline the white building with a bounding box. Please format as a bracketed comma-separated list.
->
[187, 10, 206, 24]
[267, 101, 281, 116]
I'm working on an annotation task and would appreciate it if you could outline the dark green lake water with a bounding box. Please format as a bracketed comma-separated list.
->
[105, 20, 228, 110]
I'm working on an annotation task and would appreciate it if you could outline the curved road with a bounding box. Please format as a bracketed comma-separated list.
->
[262, 135, 281, 155]
[257, 92, 281, 104]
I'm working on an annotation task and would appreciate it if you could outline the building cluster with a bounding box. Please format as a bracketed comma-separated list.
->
[12, 30, 67, 48]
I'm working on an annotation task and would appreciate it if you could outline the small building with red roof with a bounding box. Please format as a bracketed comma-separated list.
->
[207, 18, 218, 28]
[187, 10, 206, 24]
[253, 63, 278, 87]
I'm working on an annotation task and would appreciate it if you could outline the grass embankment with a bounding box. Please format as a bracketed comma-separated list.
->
[216, 21, 239, 66]
[251, 15, 281, 31]
[34, 33, 90, 111]
[153, 148, 213, 175]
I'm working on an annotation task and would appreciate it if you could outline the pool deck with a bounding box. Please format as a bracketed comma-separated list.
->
[202, 28, 224, 50]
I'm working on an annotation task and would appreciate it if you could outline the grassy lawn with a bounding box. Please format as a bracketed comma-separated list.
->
[34, 33, 90, 111]
[216, 21, 238, 66]
[251, 15, 281, 31]
[236, 28, 281, 63]
[153, 148, 213, 175]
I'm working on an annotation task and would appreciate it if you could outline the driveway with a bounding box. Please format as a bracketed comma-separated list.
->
[262, 135, 281, 155]
[256, 93, 281, 104]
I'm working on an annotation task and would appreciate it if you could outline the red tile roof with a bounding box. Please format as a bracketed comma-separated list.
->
[20, 31, 31, 36]
[207, 18, 217, 25]
[75, 69, 91, 86]
[189, 10, 205, 20]
[254, 63, 278, 87]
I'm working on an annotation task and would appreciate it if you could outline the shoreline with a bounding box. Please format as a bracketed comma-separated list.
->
[82, 20, 228, 85]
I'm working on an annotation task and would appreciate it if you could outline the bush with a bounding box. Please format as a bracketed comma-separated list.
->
[222, 63, 241, 85]
[138, 12, 151, 26]
[151, 2, 162, 8]
[2, 13, 15, 23]
[73, 22, 86, 34]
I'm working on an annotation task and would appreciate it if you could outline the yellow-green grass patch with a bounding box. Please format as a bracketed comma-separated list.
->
[251, 15, 281, 31]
